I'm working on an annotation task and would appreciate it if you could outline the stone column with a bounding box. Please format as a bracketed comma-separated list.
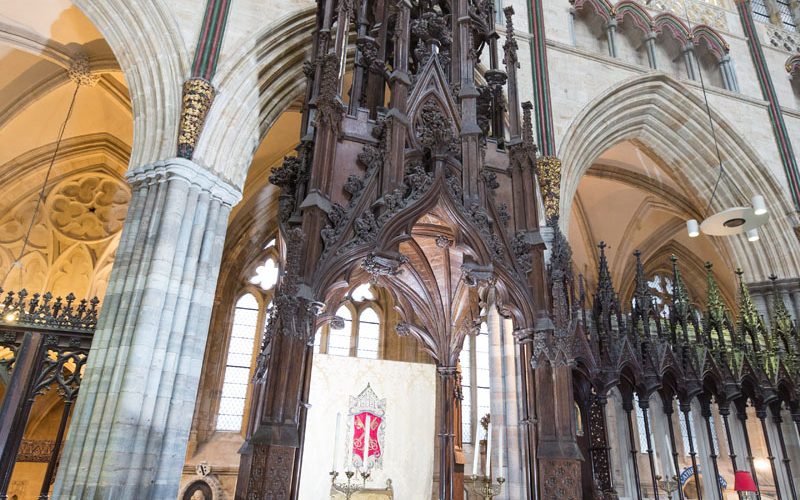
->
[719, 55, 739, 92]
[645, 32, 658, 69]
[53, 158, 240, 499]
[683, 43, 698, 81]
[487, 309, 524, 499]
[606, 20, 618, 58]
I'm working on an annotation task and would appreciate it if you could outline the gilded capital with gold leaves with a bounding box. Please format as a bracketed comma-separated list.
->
[177, 78, 216, 159]
[536, 155, 562, 224]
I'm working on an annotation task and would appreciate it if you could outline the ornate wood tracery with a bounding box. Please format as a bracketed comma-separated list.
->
[573, 242, 800, 499]
[235, 0, 582, 497]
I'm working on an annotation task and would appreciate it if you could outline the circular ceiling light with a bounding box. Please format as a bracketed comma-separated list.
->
[699, 206, 769, 236]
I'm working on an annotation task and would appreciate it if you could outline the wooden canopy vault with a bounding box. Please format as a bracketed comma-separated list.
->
[235, 0, 582, 498]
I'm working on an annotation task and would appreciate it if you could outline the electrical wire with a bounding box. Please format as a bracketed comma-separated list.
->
[678, 0, 748, 217]
[1, 83, 81, 288]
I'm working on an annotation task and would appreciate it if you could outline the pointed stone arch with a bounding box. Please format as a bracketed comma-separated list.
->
[74, 0, 190, 170]
[558, 73, 800, 282]
[193, 8, 315, 188]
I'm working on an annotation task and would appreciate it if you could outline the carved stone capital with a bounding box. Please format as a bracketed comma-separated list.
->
[126, 158, 242, 206]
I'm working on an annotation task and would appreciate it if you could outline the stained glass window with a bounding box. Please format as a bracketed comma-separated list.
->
[217, 293, 259, 431]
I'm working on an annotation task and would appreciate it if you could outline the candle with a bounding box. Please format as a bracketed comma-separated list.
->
[498, 428, 504, 473]
[472, 432, 480, 475]
[364, 414, 371, 468]
[345, 421, 352, 472]
[485, 423, 492, 477]
[332, 412, 341, 471]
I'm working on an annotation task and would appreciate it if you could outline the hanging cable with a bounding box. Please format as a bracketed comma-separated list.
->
[1, 83, 81, 287]
[677, 0, 748, 217]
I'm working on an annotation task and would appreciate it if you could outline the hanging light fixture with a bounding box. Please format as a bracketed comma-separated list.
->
[680, 4, 768, 242]
[0, 59, 85, 320]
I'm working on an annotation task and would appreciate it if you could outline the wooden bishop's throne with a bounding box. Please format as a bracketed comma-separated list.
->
[234, 0, 583, 498]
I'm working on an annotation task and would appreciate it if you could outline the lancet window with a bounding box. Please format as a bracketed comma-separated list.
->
[314, 284, 384, 359]
[216, 240, 279, 432]
[217, 293, 260, 432]
[459, 321, 491, 444]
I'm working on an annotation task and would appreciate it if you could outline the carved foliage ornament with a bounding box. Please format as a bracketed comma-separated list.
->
[536, 156, 562, 223]
[415, 100, 460, 155]
[178, 78, 216, 159]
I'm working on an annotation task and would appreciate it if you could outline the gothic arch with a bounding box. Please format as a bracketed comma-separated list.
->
[193, 8, 315, 188]
[74, 0, 190, 170]
[558, 73, 800, 282]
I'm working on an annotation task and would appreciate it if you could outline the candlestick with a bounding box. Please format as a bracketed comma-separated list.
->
[332, 412, 341, 471]
[485, 423, 492, 477]
[364, 414, 371, 469]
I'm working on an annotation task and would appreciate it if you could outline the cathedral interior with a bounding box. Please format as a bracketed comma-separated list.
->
[1, 0, 800, 499]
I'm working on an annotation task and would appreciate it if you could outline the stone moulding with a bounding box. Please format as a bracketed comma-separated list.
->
[126, 157, 242, 207]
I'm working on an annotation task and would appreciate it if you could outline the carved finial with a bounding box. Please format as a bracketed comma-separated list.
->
[669, 255, 694, 337]
[68, 54, 99, 87]
[521, 102, 535, 151]
[596, 242, 616, 307]
[633, 250, 647, 297]
[736, 267, 765, 352]
[503, 6, 518, 67]
[768, 274, 794, 352]
[703, 261, 730, 348]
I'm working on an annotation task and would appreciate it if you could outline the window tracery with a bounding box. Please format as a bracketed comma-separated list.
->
[314, 284, 385, 359]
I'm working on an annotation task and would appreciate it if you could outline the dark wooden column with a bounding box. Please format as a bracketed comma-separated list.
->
[589, 394, 617, 496]
[662, 395, 686, 500]
[770, 403, 798, 500]
[0, 331, 45, 496]
[437, 367, 457, 500]
[680, 401, 703, 500]
[756, 405, 783, 499]
[699, 395, 723, 500]
[622, 393, 643, 500]
[535, 358, 583, 500]
[736, 400, 762, 499]
[638, 396, 660, 500]
[38, 397, 75, 499]
[515, 328, 538, 499]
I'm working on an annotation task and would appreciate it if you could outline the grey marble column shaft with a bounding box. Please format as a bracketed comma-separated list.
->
[52, 158, 240, 500]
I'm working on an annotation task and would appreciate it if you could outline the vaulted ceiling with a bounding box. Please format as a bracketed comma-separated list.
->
[569, 140, 738, 309]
